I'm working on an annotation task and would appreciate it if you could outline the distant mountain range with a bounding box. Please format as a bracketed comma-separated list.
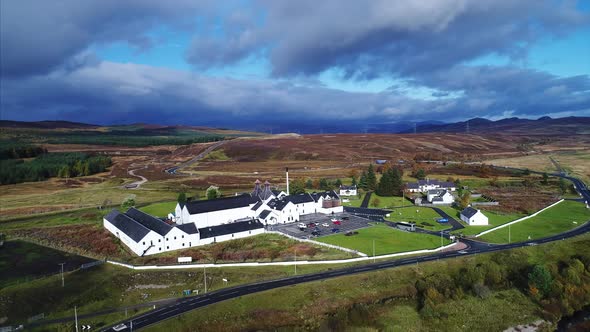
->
[1, 116, 589, 135]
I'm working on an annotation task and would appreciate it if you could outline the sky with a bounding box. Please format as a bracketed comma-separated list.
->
[1, 0, 589, 131]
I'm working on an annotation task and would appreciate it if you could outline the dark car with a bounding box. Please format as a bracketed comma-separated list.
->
[331, 228, 340, 233]
[307, 222, 316, 228]
[311, 229, 321, 236]
[342, 216, 350, 220]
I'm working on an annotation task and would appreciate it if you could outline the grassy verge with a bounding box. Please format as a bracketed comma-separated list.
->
[386, 206, 450, 231]
[368, 194, 411, 208]
[444, 207, 525, 236]
[341, 193, 365, 207]
[138, 201, 177, 218]
[479, 200, 590, 243]
[316, 223, 450, 255]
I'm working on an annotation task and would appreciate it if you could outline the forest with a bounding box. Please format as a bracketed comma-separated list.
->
[0, 152, 112, 185]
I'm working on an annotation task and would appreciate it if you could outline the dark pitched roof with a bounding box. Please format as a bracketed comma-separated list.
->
[340, 185, 357, 190]
[406, 183, 419, 189]
[461, 207, 479, 219]
[251, 201, 263, 211]
[176, 223, 199, 234]
[258, 209, 271, 219]
[311, 190, 340, 202]
[286, 193, 315, 204]
[125, 208, 173, 236]
[198, 219, 264, 239]
[271, 190, 283, 196]
[104, 209, 151, 242]
[184, 194, 259, 214]
[266, 197, 290, 211]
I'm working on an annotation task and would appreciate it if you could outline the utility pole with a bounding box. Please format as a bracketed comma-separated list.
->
[440, 231, 443, 247]
[294, 249, 297, 275]
[508, 224, 511, 244]
[130, 320, 133, 332]
[59, 263, 65, 287]
[204, 266, 207, 293]
[373, 240, 376, 263]
[74, 306, 79, 332]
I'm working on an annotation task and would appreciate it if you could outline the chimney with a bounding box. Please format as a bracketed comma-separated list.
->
[286, 167, 290, 195]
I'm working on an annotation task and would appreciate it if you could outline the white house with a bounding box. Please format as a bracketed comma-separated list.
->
[427, 189, 455, 205]
[339, 185, 358, 196]
[406, 179, 456, 193]
[460, 207, 489, 226]
[175, 194, 259, 227]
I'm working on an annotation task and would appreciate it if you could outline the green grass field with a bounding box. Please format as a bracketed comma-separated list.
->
[385, 207, 450, 231]
[369, 194, 411, 208]
[480, 200, 590, 243]
[138, 201, 177, 217]
[341, 193, 365, 207]
[316, 223, 450, 255]
[441, 206, 525, 236]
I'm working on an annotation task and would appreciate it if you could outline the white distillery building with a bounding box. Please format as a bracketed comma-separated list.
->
[105, 180, 344, 256]
[460, 207, 489, 226]
[104, 208, 264, 256]
[406, 179, 457, 193]
[339, 185, 358, 196]
[426, 189, 455, 205]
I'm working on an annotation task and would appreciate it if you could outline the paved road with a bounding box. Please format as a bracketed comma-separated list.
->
[431, 207, 464, 231]
[164, 141, 226, 175]
[360, 191, 372, 208]
[124, 166, 148, 189]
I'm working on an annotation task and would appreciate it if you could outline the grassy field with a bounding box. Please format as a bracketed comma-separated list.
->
[369, 194, 412, 208]
[341, 193, 365, 207]
[385, 206, 450, 231]
[138, 201, 177, 217]
[480, 200, 590, 243]
[0, 240, 95, 288]
[316, 223, 450, 255]
[140, 232, 590, 332]
[439, 206, 525, 236]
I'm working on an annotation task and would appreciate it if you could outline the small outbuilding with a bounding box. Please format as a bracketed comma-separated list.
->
[460, 207, 488, 226]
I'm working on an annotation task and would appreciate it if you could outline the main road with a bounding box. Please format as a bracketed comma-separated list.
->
[91, 168, 586, 331]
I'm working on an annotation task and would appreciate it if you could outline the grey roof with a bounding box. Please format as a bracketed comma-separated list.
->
[427, 189, 445, 195]
[251, 201, 263, 211]
[311, 190, 340, 202]
[267, 197, 290, 211]
[184, 194, 259, 214]
[340, 185, 357, 190]
[271, 190, 282, 196]
[258, 209, 271, 219]
[198, 219, 264, 239]
[125, 208, 173, 236]
[104, 209, 151, 242]
[176, 223, 199, 234]
[286, 193, 315, 204]
[461, 207, 479, 219]
[432, 197, 443, 202]
[406, 183, 419, 189]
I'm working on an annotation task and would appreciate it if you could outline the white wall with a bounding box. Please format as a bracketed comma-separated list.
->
[187, 206, 255, 228]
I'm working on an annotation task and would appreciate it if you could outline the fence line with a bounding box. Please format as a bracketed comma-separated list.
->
[106, 242, 460, 270]
[475, 199, 565, 237]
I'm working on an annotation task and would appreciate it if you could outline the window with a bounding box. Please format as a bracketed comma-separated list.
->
[182, 243, 185, 246]
[232, 234, 234, 238]
[249, 231, 251, 234]
[167, 246, 169, 250]
[166, 238, 168, 241]
[174, 236, 177, 240]
[142, 241, 145, 245]
[182, 235, 184, 238]
[159, 247, 162, 251]
[158, 239, 161, 242]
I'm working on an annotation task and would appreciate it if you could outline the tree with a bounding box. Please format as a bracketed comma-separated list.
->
[121, 197, 136, 210]
[334, 178, 342, 188]
[458, 191, 471, 210]
[290, 178, 306, 194]
[558, 178, 567, 194]
[528, 265, 553, 297]
[366, 164, 377, 191]
[351, 175, 357, 186]
[206, 186, 221, 200]
[541, 173, 549, 185]
[319, 178, 330, 191]
[177, 192, 187, 203]
[305, 179, 313, 189]
[371, 197, 381, 207]
[358, 171, 368, 190]
[413, 168, 426, 180]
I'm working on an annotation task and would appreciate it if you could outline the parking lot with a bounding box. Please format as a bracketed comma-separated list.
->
[270, 212, 372, 240]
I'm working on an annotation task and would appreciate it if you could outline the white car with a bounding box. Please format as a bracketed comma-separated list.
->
[298, 223, 306, 229]
[113, 323, 128, 331]
[321, 223, 330, 227]
[330, 218, 339, 222]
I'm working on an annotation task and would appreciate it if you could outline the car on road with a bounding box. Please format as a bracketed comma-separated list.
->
[331, 228, 340, 233]
[321, 222, 330, 227]
[332, 220, 341, 225]
[113, 324, 128, 331]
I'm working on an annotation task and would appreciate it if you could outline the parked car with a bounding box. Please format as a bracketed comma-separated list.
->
[311, 229, 321, 236]
[307, 222, 316, 228]
[330, 218, 338, 222]
[331, 228, 340, 233]
[344, 231, 359, 236]
[342, 216, 350, 220]
[113, 324, 128, 331]
[332, 220, 341, 225]
[321, 223, 330, 227]
[298, 222, 306, 229]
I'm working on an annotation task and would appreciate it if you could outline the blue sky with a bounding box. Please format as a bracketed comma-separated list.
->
[1, 0, 589, 130]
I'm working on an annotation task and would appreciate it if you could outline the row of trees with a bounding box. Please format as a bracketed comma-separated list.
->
[0, 144, 47, 160]
[358, 164, 404, 196]
[0, 152, 112, 184]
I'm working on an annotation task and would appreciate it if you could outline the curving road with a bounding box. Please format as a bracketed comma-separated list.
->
[164, 141, 227, 175]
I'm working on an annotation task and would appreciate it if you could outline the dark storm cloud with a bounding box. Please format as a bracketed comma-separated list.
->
[185, 0, 588, 79]
[0, 0, 214, 77]
[2, 62, 589, 127]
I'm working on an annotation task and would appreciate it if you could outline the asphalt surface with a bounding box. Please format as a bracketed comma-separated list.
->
[431, 207, 464, 231]
[164, 141, 226, 174]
